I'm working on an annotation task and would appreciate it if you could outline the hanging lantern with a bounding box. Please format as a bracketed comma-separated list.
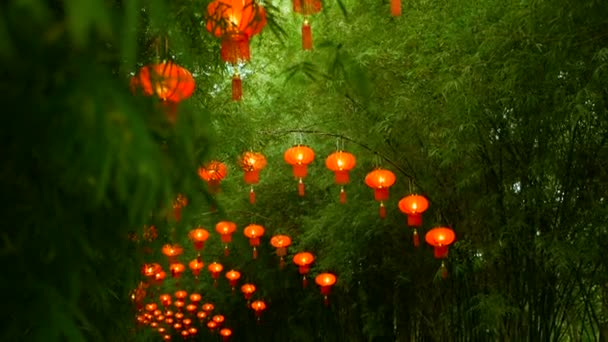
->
[197, 311, 207, 320]
[208, 262, 224, 287]
[212, 314, 225, 325]
[239, 151, 267, 204]
[207, 320, 218, 331]
[188, 327, 197, 336]
[170, 263, 185, 278]
[130, 61, 196, 123]
[293, 252, 315, 288]
[162, 244, 183, 264]
[225, 270, 241, 290]
[284, 145, 315, 196]
[241, 283, 256, 301]
[243, 224, 265, 259]
[325, 151, 357, 203]
[202, 303, 215, 312]
[425, 227, 456, 279]
[220, 328, 232, 341]
[141, 263, 162, 278]
[292, 0, 322, 50]
[189, 258, 204, 278]
[186, 304, 197, 313]
[270, 235, 292, 269]
[198, 161, 228, 193]
[391, 0, 401, 16]
[152, 271, 166, 286]
[188, 228, 210, 252]
[398, 194, 429, 247]
[172, 194, 188, 222]
[174, 302, 185, 312]
[159, 294, 172, 307]
[174, 290, 188, 301]
[250, 300, 266, 321]
[315, 272, 337, 306]
[206, 0, 267, 101]
[215, 221, 237, 256]
[364, 169, 396, 218]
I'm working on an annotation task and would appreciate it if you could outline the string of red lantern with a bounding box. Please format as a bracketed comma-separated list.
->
[325, 150, 357, 203]
[398, 194, 429, 247]
[425, 227, 456, 279]
[284, 145, 315, 196]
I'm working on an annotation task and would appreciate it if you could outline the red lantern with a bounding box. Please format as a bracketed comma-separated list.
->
[208, 262, 224, 286]
[206, 0, 267, 101]
[270, 235, 292, 269]
[292, 0, 322, 50]
[220, 328, 232, 341]
[241, 283, 256, 300]
[197, 311, 207, 320]
[198, 161, 228, 193]
[293, 252, 314, 288]
[225, 270, 241, 290]
[172, 194, 188, 222]
[250, 300, 266, 321]
[162, 244, 183, 264]
[364, 169, 396, 218]
[141, 263, 162, 278]
[284, 145, 315, 196]
[170, 263, 185, 278]
[425, 227, 456, 279]
[207, 320, 218, 330]
[398, 194, 429, 247]
[202, 303, 215, 312]
[243, 224, 265, 259]
[174, 290, 188, 301]
[188, 228, 210, 252]
[212, 314, 225, 325]
[159, 294, 172, 307]
[325, 151, 357, 203]
[130, 61, 195, 123]
[215, 221, 237, 256]
[391, 0, 401, 16]
[315, 272, 336, 306]
[189, 258, 204, 277]
[239, 151, 267, 204]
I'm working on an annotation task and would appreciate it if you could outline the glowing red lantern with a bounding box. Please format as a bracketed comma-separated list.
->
[152, 271, 166, 285]
[220, 328, 232, 341]
[364, 169, 396, 218]
[241, 283, 256, 300]
[175, 290, 188, 300]
[325, 151, 357, 203]
[198, 161, 228, 193]
[188, 228, 210, 251]
[215, 221, 237, 256]
[202, 303, 215, 312]
[208, 262, 224, 286]
[197, 311, 207, 320]
[206, 0, 267, 101]
[207, 320, 218, 330]
[425, 227, 456, 279]
[186, 304, 197, 313]
[212, 314, 225, 325]
[162, 244, 183, 264]
[239, 151, 267, 204]
[188, 327, 197, 335]
[145, 303, 158, 312]
[398, 194, 429, 247]
[293, 252, 314, 287]
[225, 270, 241, 290]
[270, 235, 292, 269]
[159, 294, 171, 307]
[292, 0, 322, 50]
[170, 263, 185, 278]
[315, 272, 337, 306]
[391, 0, 401, 16]
[130, 61, 195, 123]
[190, 293, 202, 304]
[141, 263, 162, 278]
[250, 300, 266, 320]
[284, 145, 315, 196]
[162, 334, 171, 341]
[189, 258, 204, 277]
[172, 194, 188, 222]
[243, 224, 265, 259]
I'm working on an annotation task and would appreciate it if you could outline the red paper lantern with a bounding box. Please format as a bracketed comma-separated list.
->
[141, 263, 162, 278]
[225, 270, 241, 289]
[270, 235, 292, 269]
[315, 272, 337, 306]
[398, 194, 429, 247]
[325, 151, 357, 203]
[220, 328, 232, 341]
[212, 314, 225, 324]
[292, 0, 322, 50]
[188, 228, 210, 251]
[241, 283, 256, 300]
[130, 61, 195, 122]
[170, 263, 185, 278]
[198, 161, 228, 193]
[202, 303, 215, 312]
[162, 244, 183, 264]
[189, 258, 204, 277]
[197, 311, 207, 320]
[243, 224, 265, 259]
[364, 169, 396, 218]
[284, 145, 315, 196]
[293, 252, 314, 287]
[172, 194, 188, 222]
[215, 221, 237, 255]
[425, 227, 456, 279]
[159, 294, 172, 307]
[239, 151, 267, 204]
[208, 262, 224, 286]
[206, 0, 267, 101]
[250, 300, 266, 320]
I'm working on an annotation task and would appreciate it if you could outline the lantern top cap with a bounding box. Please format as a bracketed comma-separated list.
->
[425, 227, 456, 247]
[398, 194, 429, 214]
[293, 251, 315, 266]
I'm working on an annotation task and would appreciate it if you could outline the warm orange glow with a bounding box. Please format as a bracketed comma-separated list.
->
[270, 235, 292, 248]
[293, 0, 322, 15]
[425, 227, 456, 247]
[189, 228, 210, 250]
[365, 169, 396, 190]
[162, 334, 171, 341]
[170, 263, 185, 277]
[183, 318, 192, 326]
[198, 161, 228, 182]
[315, 272, 337, 287]
[131, 62, 195, 102]
[325, 151, 357, 183]
[284, 146, 315, 171]
[226, 270, 241, 286]
[220, 328, 232, 337]
[186, 304, 197, 312]
[241, 283, 256, 300]
[174, 301, 185, 310]
[293, 252, 314, 267]
[180, 330, 188, 337]
[208, 262, 223, 278]
[189, 259, 204, 275]
[188, 327, 197, 335]
[162, 244, 183, 258]
[251, 300, 266, 312]
[207, 320, 218, 329]
[240, 151, 267, 171]
[159, 294, 171, 306]
[141, 263, 162, 277]
[174, 290, 187, 299]
[202, 303, 215, 312]
[215, 221, 237, 235]
[189, 293, 202, 303]
[197, 311, 207, 319]
[212, 314, 225, 323]
[243, 224, 265, 239]
[145, 303, 157, 312]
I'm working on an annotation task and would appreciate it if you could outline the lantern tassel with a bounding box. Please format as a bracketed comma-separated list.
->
[253, 246, 258, 259]
[302, 19, 313, 50]
[379, 202, 386, 219]
[391, 0, 401, 16]
[440, 261, 448, 279]
[279, 256, 285, 270]
[302, 275, 308, 288]
[339, 187, 346, 204]
[232, 74, 242, 101]
[249, 187, 256, 204]
[298, 178, 305, 196]
[224, 244, 230, 256]
[413, 229, 420, 247]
